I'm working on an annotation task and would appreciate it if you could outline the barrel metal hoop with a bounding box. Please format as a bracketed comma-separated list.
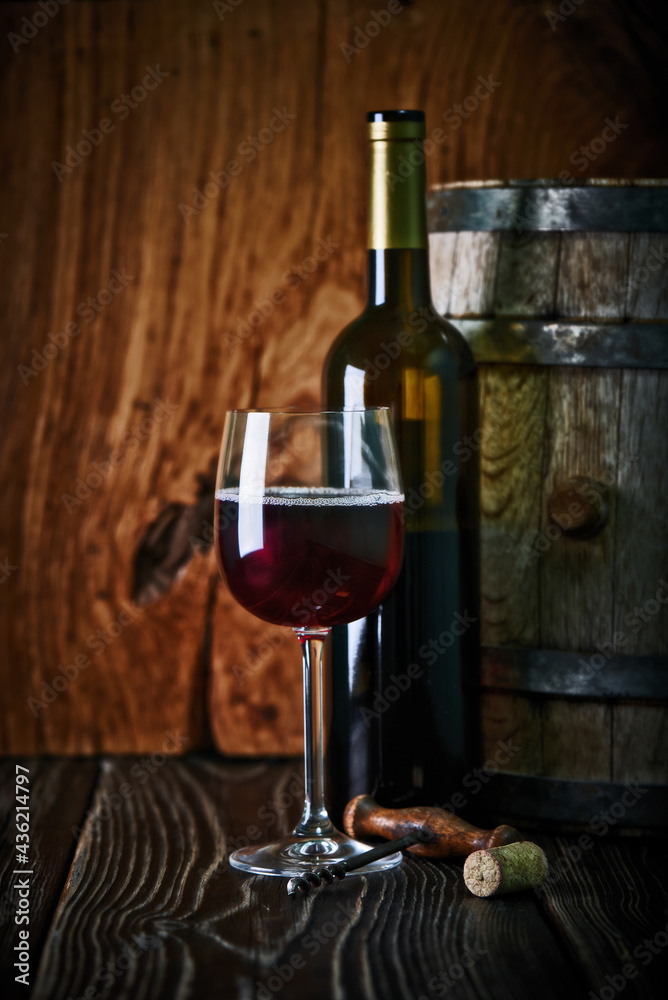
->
[479, 644, 668, 700]
[477, 773, 668, 829]
[453, 320, 668, 369]
[428, 186, 668, 232]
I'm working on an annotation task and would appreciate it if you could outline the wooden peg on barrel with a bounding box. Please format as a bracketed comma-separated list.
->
[547, 475, 609, 540]
[343, 795, 523, 858]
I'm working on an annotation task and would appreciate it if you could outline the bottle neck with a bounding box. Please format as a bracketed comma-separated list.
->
[367, 249, 432, 308]
[367, 135, 431, 309]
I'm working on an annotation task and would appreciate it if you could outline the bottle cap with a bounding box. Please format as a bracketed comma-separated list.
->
[367, 110, 426, 141]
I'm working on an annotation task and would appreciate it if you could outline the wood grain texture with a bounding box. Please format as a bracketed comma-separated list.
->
[428, 232, 458, 316]
[494, 233, 561, 318]
[445, 233, 502, 317]
[209, 591, 301, 756]
[613, 371, 668, 657]
[31, 756, 599, 1000]
[612, 704, 668, 785]
[540, 369, 622, 649]
[537, 833, 668, 998]
[0, 759, 98, 1000]
[556, 234, 630, 320]
[612, 369, 668, 783]
[626, 234, 668, 320]
[31, 757, 303, 1000]
[475, 228, 559, 777]
[1, 0, 668, 754]
[480, 692, 543, 777]
[541, 701, 611, 781]
[477, 366, 547, 775]
[538, 368, 623, 780]
[479, 366, 548, 649]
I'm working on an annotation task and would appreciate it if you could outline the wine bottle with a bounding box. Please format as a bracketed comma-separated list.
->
[323, 110, 479, 825]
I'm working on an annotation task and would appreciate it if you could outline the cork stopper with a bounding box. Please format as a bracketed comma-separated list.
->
[463, 842, 548, 897]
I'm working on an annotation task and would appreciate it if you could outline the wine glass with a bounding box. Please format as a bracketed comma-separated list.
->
[214, 408, 404, 877]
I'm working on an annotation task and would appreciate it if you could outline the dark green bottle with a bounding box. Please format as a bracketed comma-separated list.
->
[323, 110, 479, 824]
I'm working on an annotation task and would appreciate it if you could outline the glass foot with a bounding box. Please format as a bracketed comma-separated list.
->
[229, 828, 403, 877]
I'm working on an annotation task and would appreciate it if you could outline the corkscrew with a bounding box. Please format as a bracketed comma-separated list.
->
[287, 835, 417, 896]
[287, 797, 522, 895]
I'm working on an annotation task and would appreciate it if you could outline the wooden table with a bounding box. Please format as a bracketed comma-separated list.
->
[1, 757, 667, 999]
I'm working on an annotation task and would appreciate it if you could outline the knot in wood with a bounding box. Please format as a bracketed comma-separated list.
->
[547, 476, 610, 540]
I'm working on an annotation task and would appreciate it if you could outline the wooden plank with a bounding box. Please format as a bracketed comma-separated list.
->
[328, 860, 583, 1000]
[30, 757, 302, 1000]
[0, 0, 225, 753]
[556, 234, 629, 320]
[433, 226, 548, 776]
[477, 364, 547, 775]
[209, 590, 302, 755]
[479, 692, 542, 775]
[480, 366, 548, 648]
[537, 833, 668, 997]
[0, 758, 98, 999]
[541, 702, 611, 780]
[613, 372, 668, 656]
[539, 368, 622, 780]
[625, 234, 668, 320]
[494, 232, 561, 317]
[428, 232, 458, 316]
[612, 370, 668, 784]
[612, 704, 668, 784]
[31, 756, 587, 1000]
[445, 232, 501, 316]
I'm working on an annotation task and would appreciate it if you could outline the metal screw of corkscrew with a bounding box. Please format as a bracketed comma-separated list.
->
[286, 835, 418, 896]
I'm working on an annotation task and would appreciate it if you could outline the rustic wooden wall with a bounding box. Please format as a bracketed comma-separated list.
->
[1, 0, 666, 754]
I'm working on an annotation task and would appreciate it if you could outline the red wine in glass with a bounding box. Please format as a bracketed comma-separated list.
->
[215, 488, 403, 629]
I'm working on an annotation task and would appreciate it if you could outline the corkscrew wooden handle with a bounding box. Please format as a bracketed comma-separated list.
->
[343, 795, 523, 859]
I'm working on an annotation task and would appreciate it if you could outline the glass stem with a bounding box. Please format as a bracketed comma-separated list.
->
[294, 630, 334, 839]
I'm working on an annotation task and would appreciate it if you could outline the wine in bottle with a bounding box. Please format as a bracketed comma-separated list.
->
[323, 110, 479, 824]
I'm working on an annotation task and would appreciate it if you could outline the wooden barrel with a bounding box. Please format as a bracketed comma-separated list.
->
[427, 180, 668, 832]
